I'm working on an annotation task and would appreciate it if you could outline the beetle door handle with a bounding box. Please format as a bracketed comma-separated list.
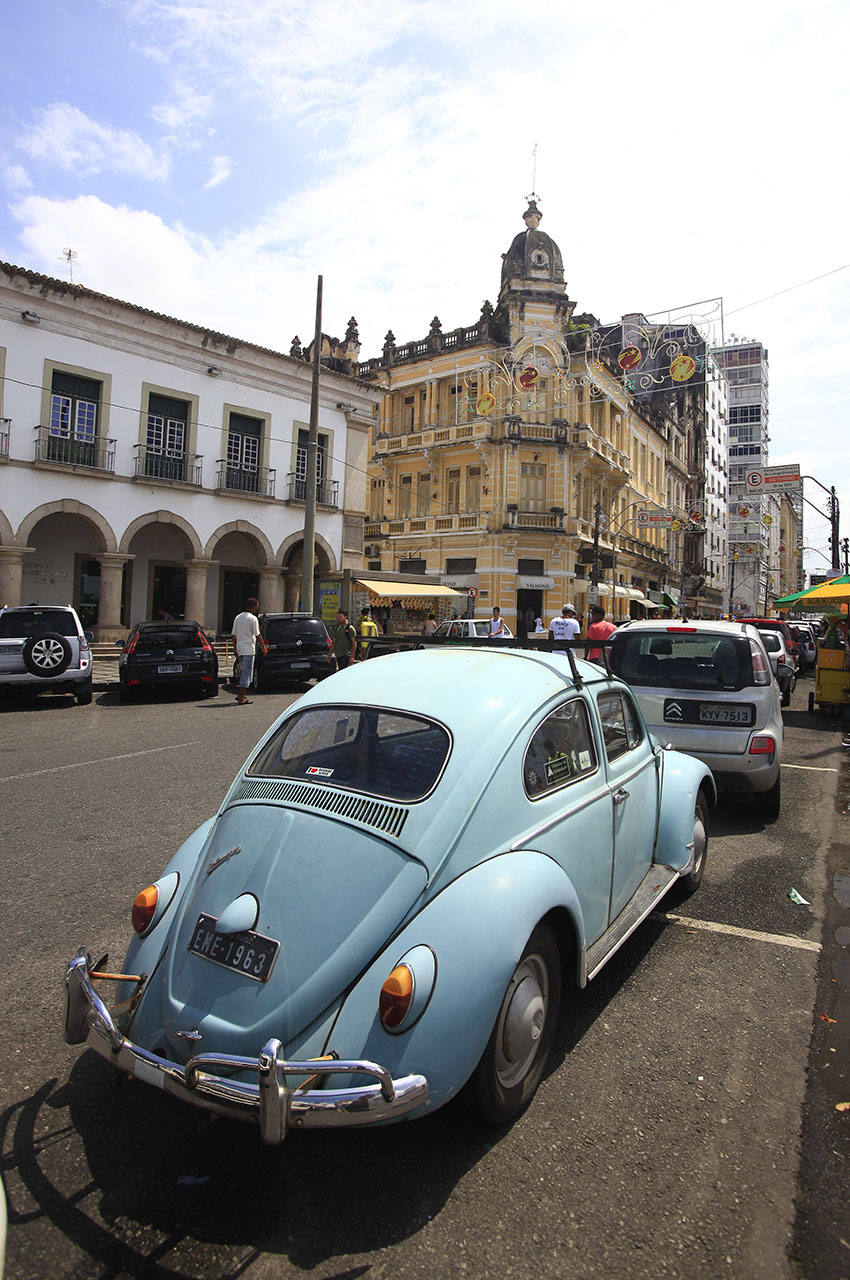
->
[612, 788, 630, 805]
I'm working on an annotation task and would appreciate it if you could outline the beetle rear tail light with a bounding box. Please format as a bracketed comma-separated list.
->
[132, 885, 159, 934]
[380, 964, 414, 1029]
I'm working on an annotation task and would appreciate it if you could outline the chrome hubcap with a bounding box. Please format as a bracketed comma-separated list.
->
[495, 955, 548, 1089]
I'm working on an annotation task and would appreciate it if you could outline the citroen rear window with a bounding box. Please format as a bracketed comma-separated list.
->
[265, 619, 326, 644]
[248, 705, 451, 802]
[137, 627, 200, 647]
[610, 630, 754, 691]
[0, 609, 78, 639]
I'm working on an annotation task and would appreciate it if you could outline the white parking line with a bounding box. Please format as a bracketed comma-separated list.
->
[654, 912, 821, 953]
[0, 742, 198, 782]
[782, 763, 838, 772]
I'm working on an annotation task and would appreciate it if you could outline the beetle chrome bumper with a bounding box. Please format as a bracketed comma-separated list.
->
[64, 952, 428, 1144]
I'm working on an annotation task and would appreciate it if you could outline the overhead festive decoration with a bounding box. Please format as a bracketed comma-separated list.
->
[518, 366, 539, 389]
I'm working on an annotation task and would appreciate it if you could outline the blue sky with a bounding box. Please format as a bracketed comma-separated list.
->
[2, 0, 849, 576]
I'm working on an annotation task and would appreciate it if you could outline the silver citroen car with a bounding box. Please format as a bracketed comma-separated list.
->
[609, 619, 783, 819]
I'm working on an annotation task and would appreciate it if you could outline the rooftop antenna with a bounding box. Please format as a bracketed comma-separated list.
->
[526, 142, 539, 204]
[60, 248, 78, 284]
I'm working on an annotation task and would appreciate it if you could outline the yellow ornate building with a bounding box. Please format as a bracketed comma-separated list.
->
[358, 201, 679, 633]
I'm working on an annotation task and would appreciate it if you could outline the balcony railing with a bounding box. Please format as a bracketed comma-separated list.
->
[287, 474, 339, 508]
[35, 426, 116, 473]
[216, 462, 276, 497]
[505, 508, 565, 531]
[134, 445, 203, 486]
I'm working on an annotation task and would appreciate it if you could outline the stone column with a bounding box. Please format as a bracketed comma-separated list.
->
[0, 546, 36, 608]
[95, 553, 134, 642]
[257, 565, 283, 614]
[184, 559, 216, 633]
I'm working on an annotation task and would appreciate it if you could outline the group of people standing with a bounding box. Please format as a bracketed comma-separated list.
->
[545, 603, 617, 662]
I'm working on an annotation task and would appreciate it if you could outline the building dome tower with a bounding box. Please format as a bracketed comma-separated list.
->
[499, 198, 566, 300]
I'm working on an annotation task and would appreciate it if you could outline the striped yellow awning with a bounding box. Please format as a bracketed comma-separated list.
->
[355, 578, 465, 600]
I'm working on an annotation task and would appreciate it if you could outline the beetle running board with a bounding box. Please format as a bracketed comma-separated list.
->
[584, 865, 679, 984]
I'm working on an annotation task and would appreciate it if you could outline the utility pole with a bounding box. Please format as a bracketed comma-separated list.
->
[300, 275, 323, 613]
[591, 499, 602, 588]
[829, 486, 841, 571]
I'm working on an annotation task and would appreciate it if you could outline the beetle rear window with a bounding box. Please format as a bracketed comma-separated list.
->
[248, 705, 451, 801]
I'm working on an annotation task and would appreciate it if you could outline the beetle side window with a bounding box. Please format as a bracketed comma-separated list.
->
[524, 698, 598, 799]
[597, 691, 643, 761]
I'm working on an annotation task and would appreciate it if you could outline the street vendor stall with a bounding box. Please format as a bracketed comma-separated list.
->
[352, 576, 466, 636]
[793, 577, 850, 715]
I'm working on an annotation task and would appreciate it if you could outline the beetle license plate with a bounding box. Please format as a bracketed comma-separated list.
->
[188, 913, 279, 982]
[158, 664, 183, 673]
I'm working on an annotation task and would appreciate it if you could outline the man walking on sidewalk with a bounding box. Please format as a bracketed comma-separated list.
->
[231, 597, 261, 704]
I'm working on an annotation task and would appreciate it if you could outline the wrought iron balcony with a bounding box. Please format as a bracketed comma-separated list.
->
[35, 426, 115, 472]
[216, 462, 276, 497]
[287, 474, 339, 508]
[134, 445, 202, 486]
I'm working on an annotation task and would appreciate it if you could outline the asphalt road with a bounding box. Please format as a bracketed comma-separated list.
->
[0, 671, 848, 1280]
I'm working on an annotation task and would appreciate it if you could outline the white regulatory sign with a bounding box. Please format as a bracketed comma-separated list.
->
[745, 463, 801, 493]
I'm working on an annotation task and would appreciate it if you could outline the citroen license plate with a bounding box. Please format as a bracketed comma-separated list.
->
[158, 664, 183, 673]
[188, 913, 279, 983]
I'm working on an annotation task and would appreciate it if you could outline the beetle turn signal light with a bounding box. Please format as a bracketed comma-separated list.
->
[380, 964, 414, 1029]
[132, 885, 159, 934]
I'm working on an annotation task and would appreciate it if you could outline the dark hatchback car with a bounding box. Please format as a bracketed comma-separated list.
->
[248, 612, 336, 690]
[119, 621, 219, 700]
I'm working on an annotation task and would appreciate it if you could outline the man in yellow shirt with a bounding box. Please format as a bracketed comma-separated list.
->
[357, 607, 379, 659]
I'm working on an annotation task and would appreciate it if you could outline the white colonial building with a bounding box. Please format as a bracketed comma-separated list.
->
[0, 264, 380, 639]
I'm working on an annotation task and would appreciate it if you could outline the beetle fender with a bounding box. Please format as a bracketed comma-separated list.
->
[122, 818, 217, 1032]
[654, 751, 716, 871]
[325, 848, 585, 1114]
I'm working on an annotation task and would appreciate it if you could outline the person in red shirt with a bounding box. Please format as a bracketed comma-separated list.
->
[585, 605, 617, 663]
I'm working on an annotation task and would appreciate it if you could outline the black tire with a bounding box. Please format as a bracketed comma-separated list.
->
[199, 682, 217, 699]
[255, 664, 268, 693]
[23, 632, 72, 677]
[808, 691, 815, 713]
[781, 686, 791, 708]
[754, 774, 781, 821]
[680, 792, 709, 893]
[75, 681, 93, 706]
[471, 922, 561, 1126]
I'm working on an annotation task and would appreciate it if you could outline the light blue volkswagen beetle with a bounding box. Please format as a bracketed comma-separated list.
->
[64, 646, 715, 1142]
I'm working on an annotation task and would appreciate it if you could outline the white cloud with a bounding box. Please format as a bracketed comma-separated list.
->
[19, 103, 170, 181]
[203, 155, 232, 189]
[3, 165, 32, 196]
[151, 87, 215, 135]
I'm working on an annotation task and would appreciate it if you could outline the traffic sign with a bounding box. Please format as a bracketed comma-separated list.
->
[637, 507, 672, 526]
[745, 463, 801, 493]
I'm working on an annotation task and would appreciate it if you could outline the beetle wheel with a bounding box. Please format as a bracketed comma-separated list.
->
[680, 792, 709, 894]
[471, 922, 561, 1125]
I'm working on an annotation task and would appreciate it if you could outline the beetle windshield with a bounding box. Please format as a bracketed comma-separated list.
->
[248, 705, 451, 801]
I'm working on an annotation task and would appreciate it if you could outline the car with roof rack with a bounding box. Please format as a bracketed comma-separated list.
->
[64, 645, 714, 1145]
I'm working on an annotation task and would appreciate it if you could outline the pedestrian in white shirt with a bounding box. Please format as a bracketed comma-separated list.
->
[548, 604, 580, 655]
[231, 597, 261, 704]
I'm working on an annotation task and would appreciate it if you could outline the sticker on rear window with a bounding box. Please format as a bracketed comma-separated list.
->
[306, 766, 334, 777]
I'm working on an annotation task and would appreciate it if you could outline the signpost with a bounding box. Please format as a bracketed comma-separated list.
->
[745, 463, 801, 494]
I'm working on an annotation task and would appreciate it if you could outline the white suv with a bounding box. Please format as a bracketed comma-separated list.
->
[0, 605, 94, 705]
[609, 619, 783, 819]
